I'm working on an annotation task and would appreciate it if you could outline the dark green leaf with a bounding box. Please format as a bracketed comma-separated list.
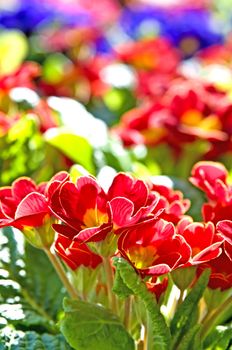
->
[60, 298, 135, 350]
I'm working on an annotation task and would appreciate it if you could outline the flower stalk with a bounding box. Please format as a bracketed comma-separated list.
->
[44, 247, 79, 299]
[103, 257, 118, 314]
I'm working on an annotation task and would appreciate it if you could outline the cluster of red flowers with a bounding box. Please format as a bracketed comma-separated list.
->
[113, 75, 232, 158]
[0, 161, 231, 299]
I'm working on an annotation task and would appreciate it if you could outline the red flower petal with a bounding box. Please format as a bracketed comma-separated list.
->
[108, 173, 148, 212]
[14, 192, 49, 227]
[74, 223, 113, 243]
[12, 178, 37, 201]
[217, 220, 232, 245]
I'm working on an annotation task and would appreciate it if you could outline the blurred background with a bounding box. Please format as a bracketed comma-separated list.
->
[1, 0, 232, 194]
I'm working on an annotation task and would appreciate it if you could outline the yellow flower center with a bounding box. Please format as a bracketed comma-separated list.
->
[128, 245, 157, 269]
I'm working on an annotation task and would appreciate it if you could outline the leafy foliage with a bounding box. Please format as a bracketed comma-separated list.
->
[0, 328, 72, 350]
[0, 116, 45, 185]
[60, 298, 135, 350]
[203, 323, 232, 350]
[0, 227, 67, 335]
[170, 269, 210, 350]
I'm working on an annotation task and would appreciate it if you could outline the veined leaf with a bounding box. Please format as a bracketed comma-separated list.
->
[114, 258, 171, 350]
[60, 298, 135, 350]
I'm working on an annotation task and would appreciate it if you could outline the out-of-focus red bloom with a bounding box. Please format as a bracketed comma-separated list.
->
[197, 251, 232, 291]
[117, 38, 180, 73]
[0, 113, 19, 137]
[146, 276, 168, 302]
[189, 161, 232, 225]
[32, 100, 60, 133]
[0, 62, 40, 93]
[118, 219, 191, 277]
[197, 39, 232, 66]
[112, 79, 226, 153]
[112, 103, 169, 147]
[40, 56, 111, 101]
[189, 161, 228, 201]
[0, 172, 69, 230]
[150, 183, 190, 224]
[177, 217, 223, 264]
[54, 234, 102, 270]
[51, 173, 162, 245]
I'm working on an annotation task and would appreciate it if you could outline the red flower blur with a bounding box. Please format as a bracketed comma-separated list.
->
[0, 62, 40, 93]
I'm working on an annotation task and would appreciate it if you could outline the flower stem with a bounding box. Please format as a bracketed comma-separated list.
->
[146, 311, 153, 350]
[103, 257, 118, 314]
[201, 295, 232, 339]
[177, 289, 185, 307]
[44, 247, 78, 299]
[124, 296, 132, 330]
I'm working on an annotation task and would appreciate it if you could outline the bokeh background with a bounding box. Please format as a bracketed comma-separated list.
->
[1, 0, 232, 190]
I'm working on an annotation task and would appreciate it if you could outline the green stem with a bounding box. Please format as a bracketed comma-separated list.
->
[201, 295, 232, 339]
[137, 340, 144, 350]
[124, 296, 132, 330]
[146, 311, 153, 350]
[103, 257, 118, 314]
[44, 248, 78, 299]
[177, 289, 185, 307]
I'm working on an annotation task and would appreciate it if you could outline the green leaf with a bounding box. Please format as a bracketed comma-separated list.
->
[0, 228, 66, 333]
[112, 260, 133, 299]
[204, 323, 232, 350]
[176, 324, 201, 350]
[114, 258, 171, 350]
[45, 130, 94, 174]
[60, 298, 135, 350]
[170, 269, 210, 349]
[0, 116, 45, 186]
[0, 327, 72, 350]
